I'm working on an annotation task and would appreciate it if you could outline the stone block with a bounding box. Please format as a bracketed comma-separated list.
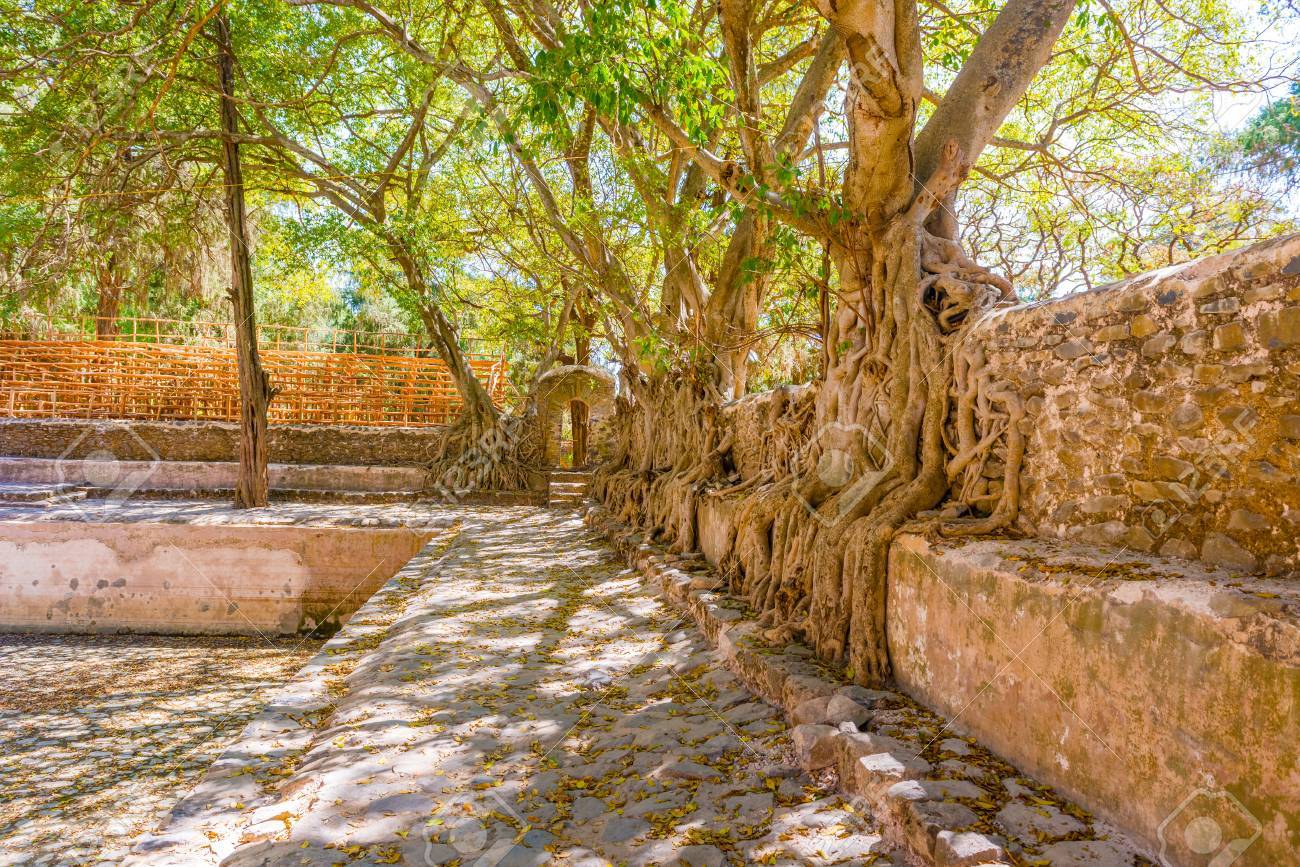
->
[1200, 532, 1259, 571]
[790, 696, 831, 727]
[1180, 329, 1209, 355]
[1092, 324, 1131, 342]
[1151, 455, 1194, 481]
[935, 830, 1008, 867]
[1194, 364, 1224, 383]
[824, 693, 873, 728]
[1227, 509, 1269, 532]
[1258, 305, 1300, 348]
[1212, 321, 1247, 351]
[853, 754, 933, 804]
[1129, 314, 1159, 337]
[1170, 402, 1205, 431]
[1199, 298, 1240, 314]
[791, 724, 839, 771]
[1132, 390, 1166, 412]
[1054, 339, 1092, 360]
[782, 674, 836, 708]
[1140, 332, 1176, 357]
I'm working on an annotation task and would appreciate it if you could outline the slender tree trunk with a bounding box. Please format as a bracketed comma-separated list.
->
[570, 400, 589, 467]
[215, 12, 272, 509]
[95, 250, 122, 339]
[570, 326, 591, 466]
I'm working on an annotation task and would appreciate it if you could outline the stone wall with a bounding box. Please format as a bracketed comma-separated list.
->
[0, 418, 440, 467]
[966, 233, 1300, 577]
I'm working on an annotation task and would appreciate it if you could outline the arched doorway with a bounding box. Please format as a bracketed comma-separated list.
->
[535, 365, 615, 468]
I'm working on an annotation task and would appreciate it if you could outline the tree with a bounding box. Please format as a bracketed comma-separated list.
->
[213, 11, 274, 508]
[2, 0, 1291, 682]
[1241, 81, 1300, 181]
[482, 0, 1290, 682]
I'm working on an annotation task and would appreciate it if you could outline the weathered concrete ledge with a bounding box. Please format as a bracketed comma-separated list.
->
[586, 503, 1149, 866]
[689, 492, 1297, 864]
[121, 530, 440, 865]
[888, 533, 1300, 865]
[0, 518, 439, 635]
[0, 455, 428, 494]
[0, 456, 548, 503]
[0, 417, 441, 466]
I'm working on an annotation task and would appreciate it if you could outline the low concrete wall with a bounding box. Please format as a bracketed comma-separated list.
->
[0, 521, 434, 635]
[0, 456, 428, 493]
[886, 536, 1300, 865]
[694, 495, 1299, 864]
[0, 418, 440, 466]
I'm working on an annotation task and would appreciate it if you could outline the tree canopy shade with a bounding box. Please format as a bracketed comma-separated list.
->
[0, 0, 1296, 678]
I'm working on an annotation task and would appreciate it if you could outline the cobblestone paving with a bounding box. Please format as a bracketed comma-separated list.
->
[0, 634, 320, 867]
[131, 508, 893, 866]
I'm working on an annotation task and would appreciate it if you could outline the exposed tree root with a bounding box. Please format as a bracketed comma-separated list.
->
[425, 407, 542, 495]
[593, 144, 1025, 686]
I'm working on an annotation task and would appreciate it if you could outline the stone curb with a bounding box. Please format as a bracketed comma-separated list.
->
[584, 503, 1148, 867]
[583, 504, 1009, 866]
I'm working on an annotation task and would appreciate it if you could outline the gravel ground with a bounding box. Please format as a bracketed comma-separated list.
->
[0, 633, 320, 866]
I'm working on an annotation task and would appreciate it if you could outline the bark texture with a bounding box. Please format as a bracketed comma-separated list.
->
[595, 0, 1069, 685]
[215, 13, 273, 510]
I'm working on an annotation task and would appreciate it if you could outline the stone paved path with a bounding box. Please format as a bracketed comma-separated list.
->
[0, 634, 319, 867]
[130, 508, 891, 866]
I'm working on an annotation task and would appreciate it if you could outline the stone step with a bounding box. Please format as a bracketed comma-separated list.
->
[0, 482, 83, 503]
[548, 493, 590, 508]
[547, 470, 592, 508]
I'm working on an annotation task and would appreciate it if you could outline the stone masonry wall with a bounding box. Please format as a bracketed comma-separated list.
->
[968, 233, 1300, 577]
[0, 418, 441, 467]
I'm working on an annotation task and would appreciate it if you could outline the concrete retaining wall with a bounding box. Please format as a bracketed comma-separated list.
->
[693, 495, 1300, 863]
[0, 456, 428, 494]
[887, 534, 1299, 865]
[0, 521, 434, 635]
[0, 418, 440, 466]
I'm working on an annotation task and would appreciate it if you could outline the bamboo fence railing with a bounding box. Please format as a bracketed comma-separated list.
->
[0, 318, 507, 428]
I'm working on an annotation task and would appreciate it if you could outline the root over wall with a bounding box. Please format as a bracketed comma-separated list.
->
[594, 234, 1300, 680]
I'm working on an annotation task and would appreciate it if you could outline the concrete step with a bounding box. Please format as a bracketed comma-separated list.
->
[547, 469, 593, 507]
[0, 482, 83, 503]
[549, 470, 594, 479]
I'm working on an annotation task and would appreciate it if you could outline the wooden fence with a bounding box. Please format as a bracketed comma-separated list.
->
[2, 315, 502, 359]
[0, 324, 507, 428]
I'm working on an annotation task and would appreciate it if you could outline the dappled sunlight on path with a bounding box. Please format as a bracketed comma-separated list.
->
[129, 507, 890, 866]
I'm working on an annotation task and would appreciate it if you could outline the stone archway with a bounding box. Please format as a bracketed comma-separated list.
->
[535, 365, 616, 468]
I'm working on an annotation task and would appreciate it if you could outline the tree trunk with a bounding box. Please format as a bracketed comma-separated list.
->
[570, 400, 589, 467]
[215, 12, 272, 509]
[95, 251, 122, 339]
[570, 326, 592, 466]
